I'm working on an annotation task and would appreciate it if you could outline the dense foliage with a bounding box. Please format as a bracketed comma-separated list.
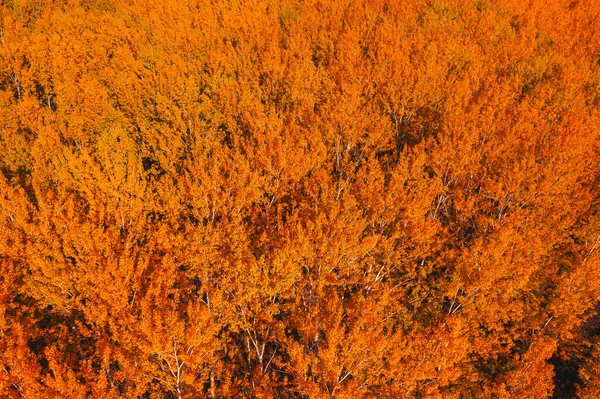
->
[1, 0, 600, 397]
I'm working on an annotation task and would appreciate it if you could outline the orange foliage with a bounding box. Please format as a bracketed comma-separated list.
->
[0, 0, 599, 397]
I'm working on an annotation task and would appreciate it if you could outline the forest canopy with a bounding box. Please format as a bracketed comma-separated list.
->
[0, 0, 599, 397]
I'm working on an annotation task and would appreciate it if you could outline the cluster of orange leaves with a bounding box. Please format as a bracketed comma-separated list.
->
[0, 0, 600, 397]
